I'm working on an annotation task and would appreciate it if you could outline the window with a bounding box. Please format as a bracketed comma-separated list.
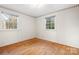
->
[0, 12, 18, 30]
[45, 16, 55, 29]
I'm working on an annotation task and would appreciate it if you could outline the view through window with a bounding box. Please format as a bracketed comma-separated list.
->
[0, 12, 17, 29]
[46, 16, 55, 29]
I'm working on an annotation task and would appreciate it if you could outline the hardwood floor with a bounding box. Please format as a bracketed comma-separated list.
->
[0, 38, 79, 55]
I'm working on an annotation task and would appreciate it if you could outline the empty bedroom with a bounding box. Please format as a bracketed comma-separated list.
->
[0, 4, 79, 55]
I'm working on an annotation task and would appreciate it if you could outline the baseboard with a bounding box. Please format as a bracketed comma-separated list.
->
[1, 37, 79, 49]
[0, 37, 36, 47]
[36, 37, 79, 49]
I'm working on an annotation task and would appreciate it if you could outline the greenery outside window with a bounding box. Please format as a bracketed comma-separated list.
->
[0, 12, 18, 30]
[45, 16, 55, 29]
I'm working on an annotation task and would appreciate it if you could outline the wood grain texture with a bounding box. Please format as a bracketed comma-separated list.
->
[0, 38, 79, 55]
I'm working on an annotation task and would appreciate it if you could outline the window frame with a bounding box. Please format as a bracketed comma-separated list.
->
[45, 16, 56, 30]
[0, 11, 18, 30]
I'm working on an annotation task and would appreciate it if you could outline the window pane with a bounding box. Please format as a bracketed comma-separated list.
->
[46, 16, 55, 29]
[0, 12, 18, 29]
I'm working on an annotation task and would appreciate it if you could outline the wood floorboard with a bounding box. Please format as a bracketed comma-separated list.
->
[0, 38, 79, 55]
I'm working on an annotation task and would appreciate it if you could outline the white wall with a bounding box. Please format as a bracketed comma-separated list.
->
[0, 6, 79, 48]
[36, 7, 79, 48]
[0, 7, 35, 47]
[35, 17, 56, 41]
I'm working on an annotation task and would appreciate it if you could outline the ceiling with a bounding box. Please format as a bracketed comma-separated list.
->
[0, 4, 75, 18]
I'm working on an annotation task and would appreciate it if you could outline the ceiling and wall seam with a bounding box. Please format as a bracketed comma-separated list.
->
[0, 5, 37, 18]
[0, 4, 78, 18]
[36, 4, 79, 18]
